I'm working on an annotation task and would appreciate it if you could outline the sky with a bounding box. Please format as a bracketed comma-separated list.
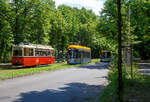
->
[53, 0, 106, 15]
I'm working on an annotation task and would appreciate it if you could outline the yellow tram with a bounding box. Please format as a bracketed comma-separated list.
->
[67, 45, 91, 64]
[100, 50, 112, 62]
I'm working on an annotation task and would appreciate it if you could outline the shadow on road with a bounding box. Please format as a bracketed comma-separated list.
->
[13, 83, 104, 102]
[77, 62, 110, 70]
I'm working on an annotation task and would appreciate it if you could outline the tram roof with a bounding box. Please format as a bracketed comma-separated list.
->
[68, 45, 91, 50]
[100, 50, 112, 53]
[13, 43, 54, 49]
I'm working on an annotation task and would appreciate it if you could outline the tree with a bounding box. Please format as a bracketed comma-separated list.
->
[117, 0, 123, 101]
[23, 0, 55, 44]
[129, 0, 150, 59]
[0, 0, 14, 62]
[49, 10, 68, 60]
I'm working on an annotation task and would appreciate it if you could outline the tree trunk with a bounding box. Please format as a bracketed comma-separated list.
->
[14, 0, 19, 44]
[117, 0, 123, 102]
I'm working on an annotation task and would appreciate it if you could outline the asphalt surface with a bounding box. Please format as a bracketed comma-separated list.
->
[138, 62, 150, 75]
[0, 62, 110, 102]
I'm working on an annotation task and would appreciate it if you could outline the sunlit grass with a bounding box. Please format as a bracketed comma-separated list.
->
[0, 59, 99, 81]
[100, 63, 150, 102]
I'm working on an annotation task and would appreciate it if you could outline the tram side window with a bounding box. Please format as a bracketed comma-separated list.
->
[45, 49, 51, 56]
[83, 51, 86, 58]
[41, 50, 47, 56]
[87, 52, 90, 58]
[24, 48, 34, 56]
[13, 47, 22, 56]
[35, 49, 39, 56]
[35, 49, 44, 56]
[35, 49, 51, 56]
[51, 49, 55, 57]
[83, 51, 85, 58]
[83, 51, 90, 58]
[73, 49, 77, 58]
[80, 51, 83, 58]
[86, 52, 88, 58]
[77, 50, 81, 58]
[47, 50, 51, 56]
[84, 52, 87, 58]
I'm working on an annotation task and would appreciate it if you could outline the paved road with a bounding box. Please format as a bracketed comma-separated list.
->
[0, 62, 109, 102]
[138, 62, 150, 75]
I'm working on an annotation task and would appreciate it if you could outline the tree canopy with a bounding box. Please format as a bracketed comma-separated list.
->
[0, 0, 149, 62]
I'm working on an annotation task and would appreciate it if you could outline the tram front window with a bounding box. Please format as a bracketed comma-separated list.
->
[100, 54, 105, 59]
[68, 48, 81, 59]
[67, 49, 72, 59]
[13, 47, 22, 56]
[107, 52, 111, 58]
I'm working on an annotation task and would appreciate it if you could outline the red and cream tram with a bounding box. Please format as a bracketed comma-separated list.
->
[12, 43, 55, 67]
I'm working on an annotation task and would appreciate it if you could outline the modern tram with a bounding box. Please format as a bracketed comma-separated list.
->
[67, 45, 91, 64]
[100, 50, 112, 62]
[12, 43, 55, 67]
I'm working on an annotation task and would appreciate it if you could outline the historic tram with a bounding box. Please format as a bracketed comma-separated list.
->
[100, 50, 112, 62]
[12, 43, 55, 67]
[67, 45, 91, 64]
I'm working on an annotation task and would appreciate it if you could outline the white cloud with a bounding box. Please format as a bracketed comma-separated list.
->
[54, 0, 105, 15]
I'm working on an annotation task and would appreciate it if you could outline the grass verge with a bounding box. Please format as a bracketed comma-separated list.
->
[100, 63, 150, 102]
[0, 59, 99, 81]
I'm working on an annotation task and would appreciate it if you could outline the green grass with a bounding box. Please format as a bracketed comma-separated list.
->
[0, 59, 99, 81]
[100, 63, 150, 102]
[123, 75, 150, 102]
[100, 66, 118, 102]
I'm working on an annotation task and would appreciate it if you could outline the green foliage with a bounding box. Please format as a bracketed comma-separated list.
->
[0, 0, 114, 62]
[1, 0, 149, 62]
[100, 61, 150, 102]
[0, 0, 14, 62]
[97, 0, 150, 59]
[100, 66, 119, 102]
[130, 0, 150, 59]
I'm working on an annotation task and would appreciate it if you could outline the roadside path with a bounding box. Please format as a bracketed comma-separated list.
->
[0, 62, 109, 102]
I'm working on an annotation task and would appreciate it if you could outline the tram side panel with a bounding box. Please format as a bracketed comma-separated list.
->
[23, 57, 37, 66]
[12, 57, 55, 67]
[38, 57, 55, 65]
[12, 57, 24, 65]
